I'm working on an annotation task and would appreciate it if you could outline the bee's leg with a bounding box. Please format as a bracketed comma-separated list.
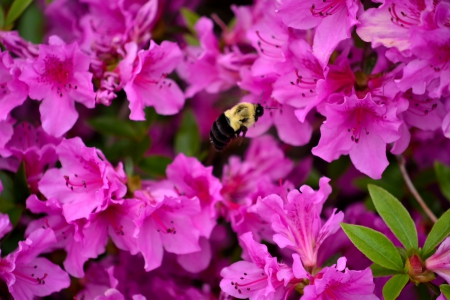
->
[238, 126, 247, 146]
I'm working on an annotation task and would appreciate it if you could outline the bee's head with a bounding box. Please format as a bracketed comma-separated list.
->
[255, 104, 264, 118]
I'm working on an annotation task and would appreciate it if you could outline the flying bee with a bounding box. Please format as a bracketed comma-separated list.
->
[209, 102, 264, 151]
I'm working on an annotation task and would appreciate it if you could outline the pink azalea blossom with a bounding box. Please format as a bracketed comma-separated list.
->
[119, 41, 185, 120]
[0, 51, 29, 122]
[165, 153, 222, 238]
[133, 181, 201, 271]
[38, 137, 127, 222]
[312, 93, 403, 179]
[19, 36, 95, 137]
[426, 237, 450, 283]
[293, 255, 378, 299]
[277, 0, 360, 67]
[396, 28, 450, 98]
[0, 228, 70, 300]
[0, 115, 14, 156]
[0, 212, 11, 239]
[252, 177, 343, 267]
[220, 232, 291, 299]
[4, 123, 60, 193]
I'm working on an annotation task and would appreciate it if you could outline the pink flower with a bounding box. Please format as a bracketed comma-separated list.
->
[133, 182, 201, 271]
[0, 115, 14, 155]
[0, 51, 29, 122]
[293, 255, 378, 299]
[0, 212, 11, 239]
[119, 41, 185, 120]
[426, 237, 450, 283]
[19, 36, 95, 137]
[220, 232, 290, 299]
[312, 93, 403, 179]
[38, 137, 127, 222]
[5, 123, 60, 193]
[277, 0, 360, 67]
[253, 177, 343, 267]
[0, 228, 70, 300]
[396, 28, 450, 98]
[166, 153, 222, 238]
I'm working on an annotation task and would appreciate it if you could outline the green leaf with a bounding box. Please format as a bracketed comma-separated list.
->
[174, 109, 200, 157]
[183, 34, 200, 46]
[341, 223, 404, 271]
[180, 7, 200, 33]
[382, 274, 409, 300]
[0, 5, 5, 28]
[14, 162, 30, 204]
[5, 0, 32, 27]
[139, 156, 172, 177]
[17, 1, 43, 43]
[435, 162, 450, 202]
[88, 116, 140, 140]
[368, 184, 418, 250]
[321, 252, 342, 267]
[440, 284, 450, 299]
[371, 263, 402, 277]
[422, 209, 450, 257]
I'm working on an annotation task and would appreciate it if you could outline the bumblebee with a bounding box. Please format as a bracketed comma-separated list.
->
[210, 102, 264, 151]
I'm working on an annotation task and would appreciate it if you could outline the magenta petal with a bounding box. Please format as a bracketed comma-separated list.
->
[277, 0, 321, 29]
[274, 106, 312, 146]
[349, 133, 388, 179]
[40, 94, 78, 137]
[137, 218, 164, 272]
[292, 254, 309, 279]
[176, 237, 212, 273]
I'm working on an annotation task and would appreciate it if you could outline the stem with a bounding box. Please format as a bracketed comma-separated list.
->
[397, 156, 437, 223]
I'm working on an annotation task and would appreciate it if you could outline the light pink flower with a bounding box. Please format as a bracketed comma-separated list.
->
[0, 51, 28, 122]
[119, 41, 185, 120]
[166, 153, 222, 238]
[19, 36, 95, 137]
[133, 182, 201, 271]
[220, 232, 291, 299]
[253, 177, 343, 267]
[0, 228, 70, 300]
[426, 237, 450, 283]
[277, 0, 360, 67]
[38, 137, 127, 222]
[312, 93, 403, 179]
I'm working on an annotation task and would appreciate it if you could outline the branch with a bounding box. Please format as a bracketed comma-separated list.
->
[398, 156, 437, 223]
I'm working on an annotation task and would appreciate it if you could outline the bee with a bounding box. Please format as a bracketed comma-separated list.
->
[210, 102, 264, 151]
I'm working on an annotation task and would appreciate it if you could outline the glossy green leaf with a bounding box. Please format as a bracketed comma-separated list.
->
[369, 184, 418, 250]
[5, 0, 32, 27]
[139, 156, 172, 177]
[423, 209, 450, 257]
[341, 223, 404, 271]
[180, 7, 200, 33]
[183, 34, 199, 46]
[13, 162, 29, 204]
[17, 1, 43, 43]
[435, 162, 450, 202]
[175, 109, 200, 157]
[440, 284, 450, 299]
[88, 116, 140, 139]
[382, 274, 409, 300]
[370, 263, 402, 277]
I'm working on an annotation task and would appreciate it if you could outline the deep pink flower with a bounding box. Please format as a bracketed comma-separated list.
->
[119, 41, 185, 120]
[220, 232, 290, 299]
[19, 36, 95, 137]
[133, 182, 201, 271]
[165, 153, 222, 238]
[277, 0, 360, 67]
[426, 237, 450, 283]
[0, 228, 70, 300]
[312, 93, 403, 179]
[38, 137, 127, 222]
[0, 115, 14, 155]
[253, 177, 343, 267]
